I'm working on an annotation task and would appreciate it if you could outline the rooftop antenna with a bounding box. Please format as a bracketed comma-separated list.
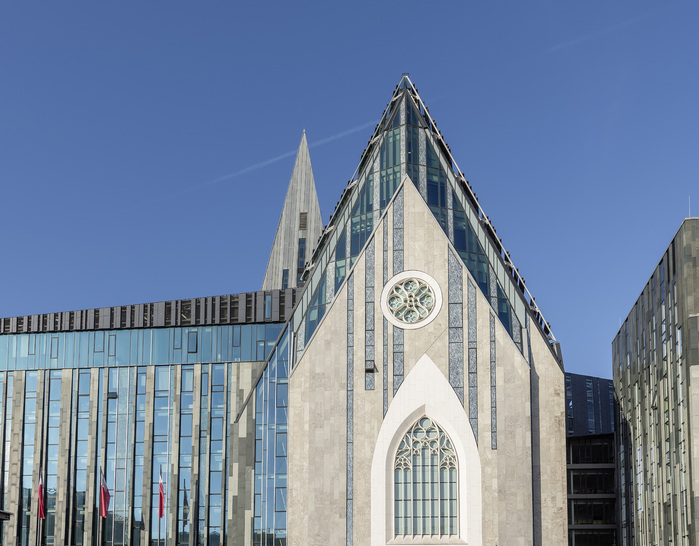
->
[689, 195, 691, 218]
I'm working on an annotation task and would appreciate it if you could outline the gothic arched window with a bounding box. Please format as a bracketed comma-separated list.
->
[394, 417, 458, 537]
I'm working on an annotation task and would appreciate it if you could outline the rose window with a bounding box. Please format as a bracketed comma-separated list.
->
[386, 278, 436, 324]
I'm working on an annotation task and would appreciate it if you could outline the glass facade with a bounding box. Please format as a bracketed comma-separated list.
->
[44, 371, 61, 544]
[614, 230, 693, 545]
[198, 364, 209, 546]
[178, 366, 193, 546]
[0, 322, 283, 546]
[253, 326, 290, 546]
[0, 324, 282, 371]
[20, 371, 38, 546]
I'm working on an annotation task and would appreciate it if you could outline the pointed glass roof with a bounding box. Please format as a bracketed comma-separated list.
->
[292, 75, 557, 360]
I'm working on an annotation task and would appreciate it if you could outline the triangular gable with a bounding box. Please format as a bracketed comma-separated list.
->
[294, 76, 557, 363]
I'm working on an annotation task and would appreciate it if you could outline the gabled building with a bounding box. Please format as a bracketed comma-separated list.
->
[249, 76, 567, 545]
[0, 76, 567, 546]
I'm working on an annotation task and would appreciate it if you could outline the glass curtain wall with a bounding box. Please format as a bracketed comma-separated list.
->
[0, 324, 281, 371]
[253, 326, 290, 546]
[105, 367, 134, 546]
[20, 371, 38, 546]
[73, 370, 91, 544]
[0, 318, 282, 546]
[208, 364, 226, 546]
[44, 371, 61, 544]
[152, 366, 171, 544]
[133, 367, 147, 546]
[177, 366, 194, 546]
[198, 364, 209, 546]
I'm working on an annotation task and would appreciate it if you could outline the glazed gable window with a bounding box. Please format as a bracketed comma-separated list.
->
[394, 417, 458, 537]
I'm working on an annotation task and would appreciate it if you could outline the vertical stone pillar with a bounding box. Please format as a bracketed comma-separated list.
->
[190, 367, 202, 546]
[6, 372, 26, 541]
[220, 364, 228, 546]
[28, 371, 46, 546]
[84, 368, 100, 545]
[54, 368, 74, 543]
[229, 361, 263, 546]
[142, 367, 155, 546]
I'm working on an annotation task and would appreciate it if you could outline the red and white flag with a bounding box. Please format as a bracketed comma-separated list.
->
[158, 467, 165, 519]
[37, 474, 46, 520]
[99, 467, 110, 518]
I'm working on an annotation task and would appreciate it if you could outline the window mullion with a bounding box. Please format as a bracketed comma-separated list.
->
[395, 418, 457, 539]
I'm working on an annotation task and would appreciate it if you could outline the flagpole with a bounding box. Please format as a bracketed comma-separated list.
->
[36, 468, 44, 546]
[39, 471, 43, 546]
[35, 468, 38, 546]
[159, 465, 162, 546]
[35, 472, 40, 546]
[38, 377, 48, 546]
[193, 478, 198, 546]
[97, 470, 102, 546]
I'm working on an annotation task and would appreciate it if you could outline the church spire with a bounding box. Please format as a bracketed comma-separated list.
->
[262, 131, 323, 291]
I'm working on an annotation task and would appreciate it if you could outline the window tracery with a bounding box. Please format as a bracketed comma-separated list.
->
[394, 417, 458, 537]
[387, 278, 436, 324]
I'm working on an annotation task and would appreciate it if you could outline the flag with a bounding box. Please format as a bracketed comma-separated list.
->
[99, 467, 110, 518]
[159, 467, 165, 519]
[37, 474, 46, 520]
[182, 480, 189, 525]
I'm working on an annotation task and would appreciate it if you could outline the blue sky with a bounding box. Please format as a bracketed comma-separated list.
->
[1, 2, 697, 379]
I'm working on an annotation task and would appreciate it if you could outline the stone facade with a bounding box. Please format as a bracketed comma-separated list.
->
[288, 180, 567, 545]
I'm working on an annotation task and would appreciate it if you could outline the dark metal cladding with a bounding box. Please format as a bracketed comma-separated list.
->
[0, 289, 296, 335]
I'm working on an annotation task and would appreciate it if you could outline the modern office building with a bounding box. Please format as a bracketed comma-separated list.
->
[0, 76, 568, 546]
[565, 372, 618, 545]
[613, 218, 699, 545]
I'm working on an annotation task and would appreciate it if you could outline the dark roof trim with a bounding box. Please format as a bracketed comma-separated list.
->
[0, 289, 296, 335]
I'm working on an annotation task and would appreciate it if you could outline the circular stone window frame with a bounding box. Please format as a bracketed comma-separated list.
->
[380, 270, 443, 330]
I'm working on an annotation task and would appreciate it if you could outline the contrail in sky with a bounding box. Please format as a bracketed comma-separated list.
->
[308, 121, 376, 147]
[195, 120, 376, 191]
[548, 10, 660, 53]
[119, 119, 376, 213]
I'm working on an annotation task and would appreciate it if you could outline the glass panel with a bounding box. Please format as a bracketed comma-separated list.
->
[182, 368, 194, 391]
[265, 295, 272, 319]
[187, 331, 198, 354]
[155, 367, 169, 392]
